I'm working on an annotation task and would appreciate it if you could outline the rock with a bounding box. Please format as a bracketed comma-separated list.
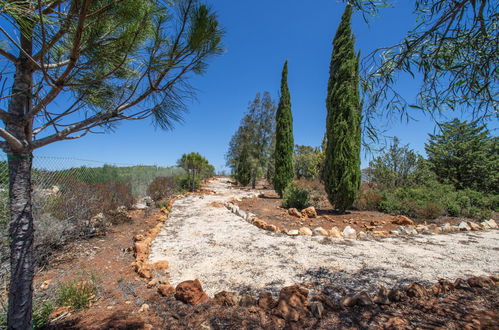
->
[39, 280, 51, 290]
[246, 212, 257, 222]
[288, 208, 302, 218]
[138, 304, 150, 313]
[342, 291, 372, 307]
[253, 219, 267, 229]
[389, 230, 401, 236]
[373, 286, 390, 305]
[441, 222, 455, 233]
[258, 292, 276, 309]
[342, 226, 357, 239]
[341, 295, 357, 307]
[416, 225, 429, 232]
[467, 276, 495, 288]
[299, 227, 313, 236]
[134, 234, 145, 242]
[328, 227, 343, 238]
[406, 282, 427, 298]
[387, 288, 405, 302]
[437, 279, 454, 293]
[214, 291, 239, 307]
[277, 285, 309, 322]
[144, 324, 153, 330]
[236, 208, 246, 219]
[309, 301, 324, 318]
[357, 231, 368, 240]
[483, 219, 498, 229]
[453, 278, 471, 290]
[147, 279, 158, 288]
[391, 215, 414, 226]
[372, 230, 389, 237]
[312, 227, 328, 236]
[239, 294, 257, 307]
[158, 284, 175, 296]
[458, 221, 471, 231]
[265, 224, 278, 232]
[467, 221, 482, 231]
[301, 206, 317, 218]
[404, 227, 418, 235]
[175, 279, 210, 305]
[287, 229, 299, 236]
[137, 265, 152, 279]
[151, 260, 169, 270]
[385, 317, 409, 328]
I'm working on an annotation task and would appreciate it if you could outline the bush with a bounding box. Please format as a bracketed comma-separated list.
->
[354, 183, 382, 210]
[281, 184, 311, 210]
[33, 301, 54, 329]
[147, 176, 179, 201]
[179, 175, 200, 192]
[56, 276, 98, 310]
[34, 213, 75, 266]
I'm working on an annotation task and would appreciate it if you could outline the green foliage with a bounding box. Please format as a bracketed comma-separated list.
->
[273, 61, 294, 196]
[281, 184, 311, 210]
[56, 277, 98, 311]
[179, 175, 201, 192]
[376, 183, 497, 220]
[294, 145, 323, 180]
[227, 92, 276, 187]
[33, 301, 54, 330]
[177, 152, 214, 192]
[323, 5, 361, 212]
[425, 119, 498, 193]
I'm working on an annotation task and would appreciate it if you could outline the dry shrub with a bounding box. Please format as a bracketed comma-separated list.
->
[147, 176, 179, 202]
[34, 213, 75, 266]
[354, 183, 382, 210]
[416, 201, 444, 219]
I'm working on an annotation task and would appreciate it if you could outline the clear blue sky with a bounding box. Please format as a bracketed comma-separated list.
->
[32, 0, 491, 171]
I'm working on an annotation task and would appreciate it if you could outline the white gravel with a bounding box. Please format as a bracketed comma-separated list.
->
[149, 178, 499, 296]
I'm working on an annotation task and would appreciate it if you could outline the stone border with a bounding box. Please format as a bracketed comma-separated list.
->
[225, 200, 498, 240]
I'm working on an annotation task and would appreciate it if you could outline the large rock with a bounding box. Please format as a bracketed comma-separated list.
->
[342, 226, 357, 239]
[174, 279, 210, 305]
[482, 219, 498, 229]
[391, 215, 414, 226]
[328, 227, 343, 238]
[288, 208, 302, 218]
[312, 227, 328, 236]
[299, 227, 313, 236]
[276, 285, 309, 322]
[158, 284, 175, 296]
[467, 221, 482, 231]
[458, 221, 471, 231]
[301, 206, 317, 218]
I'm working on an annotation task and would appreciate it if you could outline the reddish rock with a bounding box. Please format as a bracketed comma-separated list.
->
[467, 276, 495, 288]
[453, 278, 471, 290]
[276, 285, 309, 322]
[258, 291, 276, 309]
[288, 208, 302, 218]
[239, 293, 257, 307]
[373, 286, 390, 305]
[158, 284, 175, 296]
[406, 282, 427, 298]
[301, 206, 317, 218]
[391, 215, 415, 226]
[214, 291, 238, 306]
[175, 279, 210, 305]
[388, 288, 405, 302]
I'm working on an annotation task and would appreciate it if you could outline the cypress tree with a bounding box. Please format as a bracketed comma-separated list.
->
[323, 5, 361, 212]
[273, 61, 294, 197]
[235, 145, 252, 186]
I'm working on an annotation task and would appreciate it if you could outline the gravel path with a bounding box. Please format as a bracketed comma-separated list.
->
[149, 178, 499, 296]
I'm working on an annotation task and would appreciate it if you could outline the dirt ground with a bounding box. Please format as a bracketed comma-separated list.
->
[29, 179, 498, 329]
[236, 191, 484, 234]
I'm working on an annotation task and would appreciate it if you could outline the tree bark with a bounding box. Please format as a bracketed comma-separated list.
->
[7, 153, 34, 330]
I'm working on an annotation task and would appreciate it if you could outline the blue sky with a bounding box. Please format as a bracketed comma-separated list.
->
[30, 0, 491, 171]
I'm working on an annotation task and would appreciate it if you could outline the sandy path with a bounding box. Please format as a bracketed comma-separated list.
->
[149, 178, 499, 296]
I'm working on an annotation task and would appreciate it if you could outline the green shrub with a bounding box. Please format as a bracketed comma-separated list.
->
[33, 301, 54, 329]
[179, 175, 200, 192]
[56, 277, 98, 310]
[416, 201, 443, 219]
[281, 184, 311, 210]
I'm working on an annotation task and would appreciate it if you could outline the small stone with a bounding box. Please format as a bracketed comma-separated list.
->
[391, 215, 414, 226]
[39, 280, 51, 290]
[151, 260, 169, 270]
[138, 304, 150, 313]
[175, 279, 210, 305]
[310, 301, 324, 318]
[404, 227, 418, 235]
[312, 227, 328, 236]
[390, 230, 401, 236]
[299, 227, 313, 236]
[342, 226, 357, 239]
[453, 278, 471, 290]
[357, 231, 368, 240]
[486, 219, 498, 229]
[158, 284, 175, 296]
[258, 292, 276, 309]
[328, 227, 343, 238]
[458, 221, 471, 231]
[341, 295, 357, 307]
[239, 294, 257, 307]
[214, 291, 239, 307]
[288, 208, 302, 218]
[372, 230, 389, 237]
[467, 276, 495, 288]
[373, 286, 390, 305]
[406, 282, 426, 298]
[354, 291, 373, 306]
[387, 288, 405, 302]
[287, 229, 299, 236]
[467, 221, 482, 231]
[441, 222, 454, 233]
[301, 206, 317, 218]
[277, 285, 309, 322]
[147, 278, 158, 288]
[265, 224, 278, 232]
[134, 234, 145, 242]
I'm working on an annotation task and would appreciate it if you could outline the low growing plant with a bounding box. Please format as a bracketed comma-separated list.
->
[56, 275, 98, 310]
[281, 184, 311, 210]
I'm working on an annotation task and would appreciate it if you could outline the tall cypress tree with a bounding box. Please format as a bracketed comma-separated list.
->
[273, 61, 294, 197]
[323, 5, 361, 212]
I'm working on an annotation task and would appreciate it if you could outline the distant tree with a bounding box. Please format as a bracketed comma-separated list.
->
[226, 92, 276, 188]
[294, 145, 322, 180]
[347, 0, 498, 138]
[425, 119, 498, 193]
[273, 61, 294, 197]
[0, 1, 223, 326]
[364, 137, 434, 189]
[323, 5, 362, 212]
[177, 152, 214, 191]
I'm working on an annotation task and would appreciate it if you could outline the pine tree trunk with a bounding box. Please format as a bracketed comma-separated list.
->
[7, 153, 34, 330]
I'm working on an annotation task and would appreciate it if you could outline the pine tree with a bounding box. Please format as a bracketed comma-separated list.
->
[273, 61, 294, 197]
[323, 5, 361, 212]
